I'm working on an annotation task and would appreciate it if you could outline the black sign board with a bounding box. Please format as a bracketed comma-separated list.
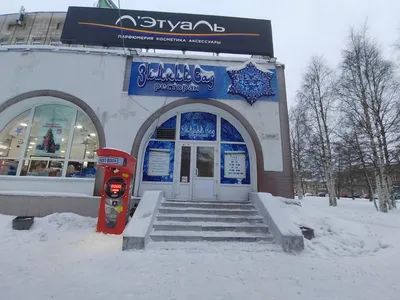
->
[60, 7, 274, 57]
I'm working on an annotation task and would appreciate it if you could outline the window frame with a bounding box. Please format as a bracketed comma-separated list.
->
[31, 37, 43, 45]
[50, 39, 62, 46]
[0, 38, 9, 46]
[0, 103, 99, 178]
[15, 38, 25, 45]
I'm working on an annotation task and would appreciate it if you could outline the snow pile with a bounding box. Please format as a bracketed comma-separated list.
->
[284, 197, 398, 257]
[1, 197, 397, 258]
[1, 213, 97, 245]
[39, 213, 97, 231]
[1, 197, 400, 299]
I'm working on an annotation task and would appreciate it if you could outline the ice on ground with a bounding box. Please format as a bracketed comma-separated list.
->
[1, 197, 400, 300]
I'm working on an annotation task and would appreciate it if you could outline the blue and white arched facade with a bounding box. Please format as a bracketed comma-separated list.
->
[135, 104, 257, 201]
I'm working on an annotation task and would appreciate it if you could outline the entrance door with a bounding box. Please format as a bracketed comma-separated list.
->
[177, 144, 216, 200]
[193, 145, 216, 200]
[177, 145, 192, 200]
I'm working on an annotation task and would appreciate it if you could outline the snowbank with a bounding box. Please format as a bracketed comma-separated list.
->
[0, 213, 97, 243]
[285, 197, 399, 257]
[1, 197, 400, 300]
[1, 196, 396, 258]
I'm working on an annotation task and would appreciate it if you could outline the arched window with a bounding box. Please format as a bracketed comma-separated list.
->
[0, 104, 99, 178]
[142, 116, 176, 182]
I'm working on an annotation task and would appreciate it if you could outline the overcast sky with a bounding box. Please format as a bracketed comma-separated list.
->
[1, 0, 400, 107]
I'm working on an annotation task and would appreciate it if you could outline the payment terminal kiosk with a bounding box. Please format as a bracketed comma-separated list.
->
[96, 148, 136, 235]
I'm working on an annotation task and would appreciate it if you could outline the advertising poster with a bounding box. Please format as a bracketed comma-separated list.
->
[148, 149, 170, 176]
[220, 144, 251, 185]
[224, 151, 246, 179]
[34, 120, 68, 157]
[142, 141, 175, 182]
[33, 106, 75, 157]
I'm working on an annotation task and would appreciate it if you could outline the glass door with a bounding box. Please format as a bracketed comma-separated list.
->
[193, 145, 216, 200]
[177, 145, 192, 200]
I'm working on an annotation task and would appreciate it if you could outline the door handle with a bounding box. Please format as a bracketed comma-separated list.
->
[195, 168, 199, 176]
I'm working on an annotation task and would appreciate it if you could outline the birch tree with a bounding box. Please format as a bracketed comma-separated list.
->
[297, 56, 338, 206]
[338, 26, 400, 212]
[290, 104, 309, 199]
[336, 118, 377, 208]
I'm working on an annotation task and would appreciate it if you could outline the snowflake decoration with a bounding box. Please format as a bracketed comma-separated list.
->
[227, 61, 275, 105]
[15, 127, 23, 136]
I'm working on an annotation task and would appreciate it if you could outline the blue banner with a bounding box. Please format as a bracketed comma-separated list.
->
[128, 61, 279, 103]
[180, 112, 216, 141]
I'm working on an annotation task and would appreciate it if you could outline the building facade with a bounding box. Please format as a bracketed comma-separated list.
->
[0, 9, 293, 216]
[0, 11, 66, 46]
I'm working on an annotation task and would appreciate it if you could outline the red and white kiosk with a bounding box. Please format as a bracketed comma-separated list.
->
[96, 148, 137, 235]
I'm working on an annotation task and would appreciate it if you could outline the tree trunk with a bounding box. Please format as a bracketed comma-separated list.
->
[372, 115, 389, 212]
[378, 118, 396, 209]
[348, 151, 355, 199]
[296, 56, 337, 207]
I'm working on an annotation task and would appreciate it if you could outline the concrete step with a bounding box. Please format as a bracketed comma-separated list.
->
[146, 241, 282, 251]
[150, 231, 274, 243]
[158, 207, 258, 216]
[156, 214, 264, 223]
[161, 201, 255, 210]
[165, 199, 251, 204]
[153, 221, 269, 233]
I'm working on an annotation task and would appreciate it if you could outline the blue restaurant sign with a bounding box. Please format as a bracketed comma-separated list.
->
[128, 61, 279, 104]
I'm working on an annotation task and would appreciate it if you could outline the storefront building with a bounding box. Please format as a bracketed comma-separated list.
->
[0, 7, 293, 215]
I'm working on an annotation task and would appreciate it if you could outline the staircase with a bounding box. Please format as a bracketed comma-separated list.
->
[149, 199, 275, 243]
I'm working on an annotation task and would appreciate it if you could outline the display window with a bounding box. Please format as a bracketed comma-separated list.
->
[0, 104, 99, 178]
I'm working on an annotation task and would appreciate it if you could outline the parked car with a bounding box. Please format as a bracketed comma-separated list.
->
[363, 194, 378, 200]
[317, 192, 326, 197]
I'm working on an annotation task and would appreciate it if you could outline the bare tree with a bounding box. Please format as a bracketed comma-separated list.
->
[290, 103, 311, 199]
[338, 25, 400, 212]
[297, 56, 338, 206]
[335, 117, 378, 209]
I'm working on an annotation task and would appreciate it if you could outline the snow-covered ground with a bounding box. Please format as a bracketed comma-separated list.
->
[1, 197, 400, 300]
